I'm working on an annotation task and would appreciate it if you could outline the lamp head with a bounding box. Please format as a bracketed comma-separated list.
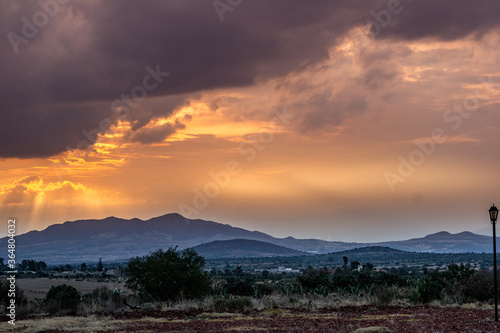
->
[489, 205, 499, 224]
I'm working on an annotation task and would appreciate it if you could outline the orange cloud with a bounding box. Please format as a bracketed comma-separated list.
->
[0, 176, 98, 207]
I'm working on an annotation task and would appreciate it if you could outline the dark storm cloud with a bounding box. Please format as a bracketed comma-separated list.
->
[370, 0, 500, 41]
[1, 0, 499, 158]
[129, 120, 185, 145]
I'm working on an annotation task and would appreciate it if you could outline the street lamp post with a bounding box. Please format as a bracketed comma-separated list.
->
[489, 204, 499, 322]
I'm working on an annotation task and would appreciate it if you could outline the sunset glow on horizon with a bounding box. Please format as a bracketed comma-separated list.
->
[1, 1, 500, 242]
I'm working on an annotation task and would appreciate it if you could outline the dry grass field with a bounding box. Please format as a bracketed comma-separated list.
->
[15, 278, 129, 300]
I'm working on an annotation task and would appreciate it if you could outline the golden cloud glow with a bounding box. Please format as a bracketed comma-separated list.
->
[0, 175, 127, 233]
[1, 176, 100, 207]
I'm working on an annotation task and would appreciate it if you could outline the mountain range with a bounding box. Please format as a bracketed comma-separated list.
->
[0, 213, 497, 264]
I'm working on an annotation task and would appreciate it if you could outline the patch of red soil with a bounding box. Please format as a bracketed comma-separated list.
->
[37, 305, 500, 332]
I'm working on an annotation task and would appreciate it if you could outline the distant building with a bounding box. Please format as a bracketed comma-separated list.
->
[254, 266, 300, 274]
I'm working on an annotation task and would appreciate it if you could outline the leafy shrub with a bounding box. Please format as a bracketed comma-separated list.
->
[411, 275, 443, 304]
[126, 247, 211, 302]
[213, 297, 253, 312]
[253, 283, 274, 298]
[440, 263, 474, 303]
[411, 263, 476, 304]
[465, 270, 494, 302]
[368, 285, 395, 305]
[81, 286, 127, 313]
[45, 284, 81, 314]
[226, 278, 254, 296]
[297, 267, 330, 292]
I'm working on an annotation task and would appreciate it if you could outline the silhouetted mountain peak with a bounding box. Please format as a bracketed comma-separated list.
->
[424, 231, 451, 239]
[456, 231, 477, 237]
[421, 231, 489, 241]
[153, 212, 186, 220]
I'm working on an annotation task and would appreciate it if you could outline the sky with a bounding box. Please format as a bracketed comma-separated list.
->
[1, 0, 500, 242]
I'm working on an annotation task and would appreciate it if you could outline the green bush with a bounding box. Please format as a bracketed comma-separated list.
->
[126, 247, 211, 302]
[226, 278, 254, 296]
[45, 284, 81, 314]
[297, 267, 330, 292]
[465, 270, 494, 302]
[411, 275, 443, 303]
[410, 263, 476, 304]
[81, 286, 127, 313]
[213, 297, 253, 312]
[440, 263, 474, 303]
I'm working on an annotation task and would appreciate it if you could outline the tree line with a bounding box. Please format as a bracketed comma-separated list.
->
[2, 247, 499, 315]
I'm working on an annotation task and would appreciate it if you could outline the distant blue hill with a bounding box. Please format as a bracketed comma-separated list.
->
[0, 213, 496, 264]
[376, 231, 495, 253]
[191, 239, 307, 259]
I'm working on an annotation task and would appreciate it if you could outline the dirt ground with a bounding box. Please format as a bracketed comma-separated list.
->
[3, 305, 500, 332]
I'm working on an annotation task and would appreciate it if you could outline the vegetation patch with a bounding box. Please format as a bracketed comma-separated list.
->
[354, 327, 392, 333]
[5, 316, 124, 333]
[214, 297, 253, 312]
